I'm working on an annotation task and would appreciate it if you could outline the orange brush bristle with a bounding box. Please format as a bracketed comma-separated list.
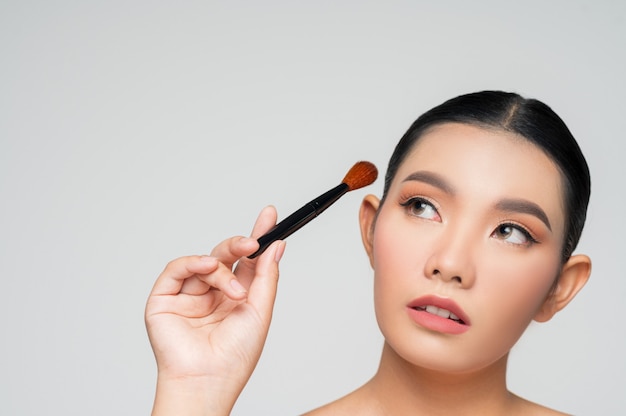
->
[249, 160, 379, 258]
[342, 161, 378, 191]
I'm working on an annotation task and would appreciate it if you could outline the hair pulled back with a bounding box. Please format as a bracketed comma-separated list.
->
[383, 91, 590, 262]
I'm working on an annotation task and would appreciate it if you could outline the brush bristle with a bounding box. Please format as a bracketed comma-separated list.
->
[342, 161, 378, 191]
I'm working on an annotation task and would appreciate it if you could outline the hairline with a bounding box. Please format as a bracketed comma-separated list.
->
[378, 119, 572, 259]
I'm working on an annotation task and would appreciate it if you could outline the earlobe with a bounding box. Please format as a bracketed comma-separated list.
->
[359, 194, 380, 268]
[534, 254, 591, 322]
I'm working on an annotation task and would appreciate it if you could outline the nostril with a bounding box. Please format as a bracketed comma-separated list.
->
[429, 268, 464, 285]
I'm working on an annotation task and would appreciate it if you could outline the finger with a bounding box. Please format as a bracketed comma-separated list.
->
[150, 255, 219, 296]
[233, 205, 279, 280]
[179, 275, 211, 295]
[250, 205, 278, 239]
[247, 240, 286, 320]
[147, 289, 217, 319]
[152, 255, 249, 301]
[194, 260, 249, 300]
[209, 236, 259, 267]
[208, 206, 277, 268]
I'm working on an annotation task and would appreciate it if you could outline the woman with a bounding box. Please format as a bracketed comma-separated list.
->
[145, 91, 592, 415]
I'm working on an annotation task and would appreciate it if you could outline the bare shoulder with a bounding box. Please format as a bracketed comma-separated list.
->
[511, 394, 571, 416]
[301, 390, 571, 415]
[302, 401, 378, 416]
[301, 386, 380, 416]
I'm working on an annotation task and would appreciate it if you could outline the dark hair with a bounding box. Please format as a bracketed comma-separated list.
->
[382, 91, 590, 262]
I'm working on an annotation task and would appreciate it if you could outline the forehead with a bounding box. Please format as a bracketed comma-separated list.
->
[394, 123, 566, 233]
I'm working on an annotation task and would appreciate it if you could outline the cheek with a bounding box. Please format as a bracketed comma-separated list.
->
[371, 212, 419, 287]
[368, 202, 564, 372]
[370, 211, 429, 325]
[372, 224, 403, 314]
[474, 250, 561, 351]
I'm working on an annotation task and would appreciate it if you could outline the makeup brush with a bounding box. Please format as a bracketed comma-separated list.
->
[248, 161, 378, 258]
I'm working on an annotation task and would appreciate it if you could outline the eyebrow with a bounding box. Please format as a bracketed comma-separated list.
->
[494, 198, 552, 231]
[401, 170, 552, 231]
[402, 171, 456, 195]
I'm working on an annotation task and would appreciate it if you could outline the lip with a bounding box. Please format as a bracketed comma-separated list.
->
[406, 295, 471, 335]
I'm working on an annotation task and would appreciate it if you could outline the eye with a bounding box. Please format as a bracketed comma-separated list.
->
[491, 223, 538, 246]
[400, 197, 441, 221]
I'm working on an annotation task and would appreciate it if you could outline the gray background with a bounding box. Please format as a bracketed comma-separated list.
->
[1, 1, 624, 414]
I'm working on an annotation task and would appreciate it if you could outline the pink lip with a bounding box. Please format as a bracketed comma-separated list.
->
[406, 295, 471, 335]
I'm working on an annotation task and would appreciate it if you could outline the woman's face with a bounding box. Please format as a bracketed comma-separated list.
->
[365, 122, 567, 373]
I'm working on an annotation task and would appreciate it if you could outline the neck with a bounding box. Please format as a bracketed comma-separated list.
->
[364, 342, 514, 415]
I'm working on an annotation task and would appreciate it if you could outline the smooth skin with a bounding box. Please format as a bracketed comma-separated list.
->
[145, 206, 285, 415]
[146, 123, 591, 416]
[305, 123, 591, 415]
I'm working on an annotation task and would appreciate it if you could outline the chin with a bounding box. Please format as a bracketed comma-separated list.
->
[383, 333, 512, 376]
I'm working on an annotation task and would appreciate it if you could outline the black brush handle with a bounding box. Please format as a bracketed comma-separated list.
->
[248, 183, 349, 258]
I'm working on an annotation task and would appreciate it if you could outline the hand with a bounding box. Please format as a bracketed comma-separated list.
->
[145, 206, 286, 415]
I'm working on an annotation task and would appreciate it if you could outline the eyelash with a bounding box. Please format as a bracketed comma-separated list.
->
[493, 222, 539, 246]
[399, 197, 539, 246]
[400, 196, 440, 221]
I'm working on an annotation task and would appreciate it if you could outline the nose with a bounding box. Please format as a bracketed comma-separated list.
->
[423, 223, 476, 288]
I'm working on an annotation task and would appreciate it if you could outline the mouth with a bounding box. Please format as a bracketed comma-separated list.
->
[406, 295, 470, 334]
[411, 305, 466, 325]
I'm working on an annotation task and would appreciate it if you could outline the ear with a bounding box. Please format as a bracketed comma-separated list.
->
[534, 254, 591, 322]
[359, 194, 380, 268]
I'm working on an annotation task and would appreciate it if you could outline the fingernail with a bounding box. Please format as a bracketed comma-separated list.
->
[230, 279, 247, 294]
[274, 241, 286, 263]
